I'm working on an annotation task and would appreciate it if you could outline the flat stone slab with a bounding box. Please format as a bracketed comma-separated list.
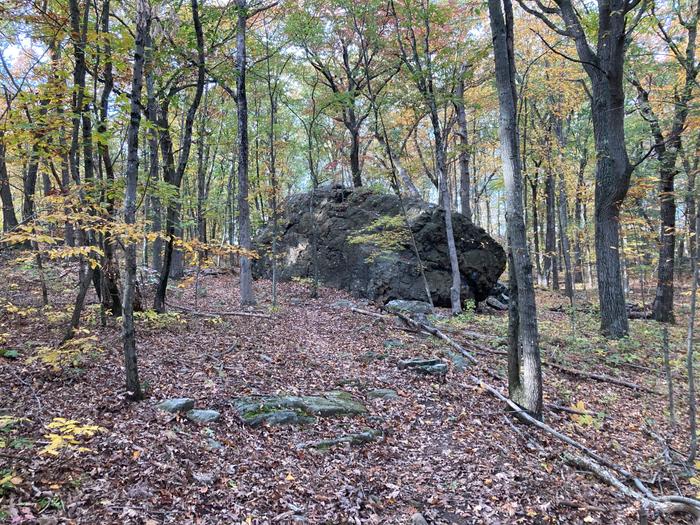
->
[367, 388, 399, 400]
[398, 358, 448, 376]
[385, 300, 433, 315]
[232, 392, 366, 427]
[186, 409, 220, 423]
[157, 398, 195, 413]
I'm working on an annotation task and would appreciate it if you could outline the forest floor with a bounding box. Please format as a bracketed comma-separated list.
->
[1, 254, 698, 524]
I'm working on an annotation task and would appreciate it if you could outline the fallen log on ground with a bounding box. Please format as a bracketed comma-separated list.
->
[545, 361, 659, 395]
[167, 303, 272, 319]
[384, 308, 477, 365]
[373, 305, 700, 523]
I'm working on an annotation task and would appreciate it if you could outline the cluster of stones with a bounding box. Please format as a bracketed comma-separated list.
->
[156, 398, 220, 423]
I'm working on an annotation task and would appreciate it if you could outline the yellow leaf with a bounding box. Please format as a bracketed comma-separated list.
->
[285, 473, 295, 481]
[583, 516, 595, 523]
[133, 450, 141, 460]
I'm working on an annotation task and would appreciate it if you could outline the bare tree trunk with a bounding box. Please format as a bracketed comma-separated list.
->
[236, 0, 256, 306]
[122, 0, 150, 402]
[489, 0, 542, 418]
[97, 0, 122, 317]
[153, 0, 205, 312]
[530, 177, 542, 283]
[146, 63, 163, 271]
[544, 171, 558, 290]
[349, 119, 362, 188]
[559, 173, 575, 301]
[662, 326, 676, 427]
[0, 137, 18, 232]
[687, 205, 699, 463]
[455, 73, 472, 221]
[574, 147, 587, 284]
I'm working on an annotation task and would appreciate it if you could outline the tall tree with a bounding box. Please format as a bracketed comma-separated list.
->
[153, 0, 206, 312]
[488, 0, 543, 417]
[632, 0, 699, 323]
[520, 0, 647, 337]
[236, 0, 255, 306]
[122, 0, 152, 401]
[392, 0, 462, 314]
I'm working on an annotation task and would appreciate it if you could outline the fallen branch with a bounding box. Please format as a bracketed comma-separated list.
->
[565, 452, 700, 523]
[167, 303, 272, 319]
[377, 306, 700, 521]
[545, 361, 659, 395]
[387, 309, 477, 364]
[350, 307, 390, 321]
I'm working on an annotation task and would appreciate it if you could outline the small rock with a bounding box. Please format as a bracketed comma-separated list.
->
[398, 358, 448, 376]
[412, 513, 429, 525]
[156, 398, 195, 413]
[383, 339, 404, 349]
[290, 297, 304, 305]
[186, 409, 220, 423]
[300, 428, 383, 449]
[367, 388, 399, 400]
[331, 299, 355, 309]
[385, 300, 433, 315]
[360, 351, 389, 362]
[206, 438, 223, 449]
[192, 471, 215, 485]
[444, 350, 468, 371]
[127, 482, 154, 499]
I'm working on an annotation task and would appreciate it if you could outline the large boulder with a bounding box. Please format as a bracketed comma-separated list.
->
[255, 185, 506, 306]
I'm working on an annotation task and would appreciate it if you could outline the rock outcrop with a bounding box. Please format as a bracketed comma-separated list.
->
[255, 185, 506, 306]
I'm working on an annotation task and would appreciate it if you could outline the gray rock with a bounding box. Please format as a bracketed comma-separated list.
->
[385, 300, 433, 315]
[232, 392, 366, 427]
[412, 513, 429, 525]
[254, 186, 506, 307]
[331, 299, 355, 309]
[444, 350, 468, 371]
[206, 438, 223, 449]
[367, 388, 399, 400]
[193, 471, 216, 485]
[186, 409, 220, 423]
[398, 358, 448, 376]
[157, 397, 195, 413]
[300, 428, 383, 449]
[383, 339, 404, 349]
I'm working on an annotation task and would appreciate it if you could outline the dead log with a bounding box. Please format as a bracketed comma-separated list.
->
[545, 361, 659, 395]
[386, 309, 477, 364]
[350, 307, 390, 320]
[376, 306, 700, 521]
[485, 296, 508, 310]
[167, 303, 271, 319]
[564, 453, 700, 524]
